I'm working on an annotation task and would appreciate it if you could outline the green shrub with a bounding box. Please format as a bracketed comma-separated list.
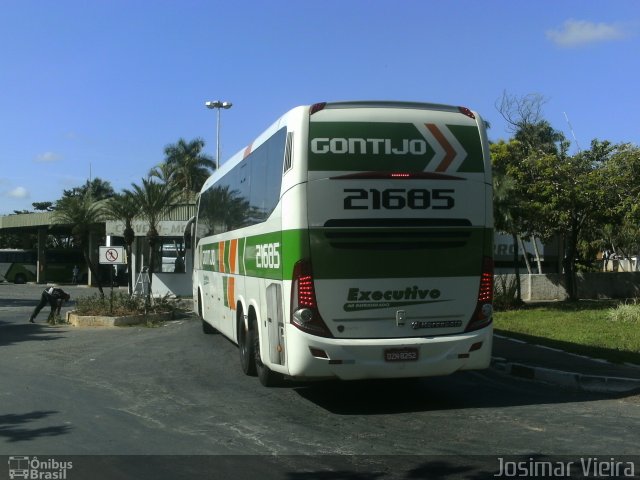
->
[607, 302, 640, 324]
[74, 292, 177, 316]
[493, 274, 524, 310]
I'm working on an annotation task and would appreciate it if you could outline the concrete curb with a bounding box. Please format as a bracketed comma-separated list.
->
[67, 311, 174, 327]
[491, 358, 640, 394]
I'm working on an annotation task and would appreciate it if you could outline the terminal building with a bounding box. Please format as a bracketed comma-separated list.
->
[0, 206, 195, 298]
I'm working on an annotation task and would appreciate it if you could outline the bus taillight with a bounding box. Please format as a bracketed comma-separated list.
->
[465, 256, 493, 332]
[310, 102, 327, 115]
[296, 274, 316, 308]
[291, 259, 333, 338]
[458, 106, 476, 119]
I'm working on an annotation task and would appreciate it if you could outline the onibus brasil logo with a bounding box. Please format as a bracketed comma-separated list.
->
[8, 456, 73, 479]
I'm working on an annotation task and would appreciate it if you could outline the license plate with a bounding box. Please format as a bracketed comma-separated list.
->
[384, 348, 419, 362]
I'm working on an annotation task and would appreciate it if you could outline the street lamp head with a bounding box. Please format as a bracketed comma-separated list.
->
[205, 100, 232, 110]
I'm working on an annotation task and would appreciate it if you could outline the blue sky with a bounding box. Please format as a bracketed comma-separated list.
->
[1, 0, 638, 215]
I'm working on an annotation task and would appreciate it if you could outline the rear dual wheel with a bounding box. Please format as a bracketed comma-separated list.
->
[239, 312, 283, 387]
[239, 309, 256, 376]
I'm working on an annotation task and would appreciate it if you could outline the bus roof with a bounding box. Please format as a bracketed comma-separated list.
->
[318, 100, 472, 114]
[199, 100, 481, 194]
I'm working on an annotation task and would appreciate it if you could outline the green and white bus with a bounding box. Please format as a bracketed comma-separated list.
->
[0, 249, 37, 284]
[0, 248, 87, 284]
[193, 101, 494, 386]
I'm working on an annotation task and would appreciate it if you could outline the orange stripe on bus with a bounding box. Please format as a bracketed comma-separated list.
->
[228, 277, 235, 310]
[426, 123, 456, 172]
[229, 239, 238, 274]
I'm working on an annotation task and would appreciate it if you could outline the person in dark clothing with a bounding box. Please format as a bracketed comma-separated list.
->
[29, 287, 71, 324]
[72, 265, 80, 284]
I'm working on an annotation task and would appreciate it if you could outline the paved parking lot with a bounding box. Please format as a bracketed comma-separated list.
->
[1, 283, 639, 478]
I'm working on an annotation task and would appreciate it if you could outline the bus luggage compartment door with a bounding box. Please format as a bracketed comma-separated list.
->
[266, 283, 285, 365]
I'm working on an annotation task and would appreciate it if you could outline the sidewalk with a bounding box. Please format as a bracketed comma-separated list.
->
[492, 334, 640, 394]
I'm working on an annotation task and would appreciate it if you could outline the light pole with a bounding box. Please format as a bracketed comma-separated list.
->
[205, 100, 233, 170]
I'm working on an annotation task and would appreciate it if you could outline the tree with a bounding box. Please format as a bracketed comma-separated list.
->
[63, 178, 115, 201]
[495, 90, 564, 159]
[492, 110, 638, 300]
[513, 120, 567, 156]
[32, 201, 54, 212]
[520, 143, 607, 300]
[0, 232, 36, 249]
[493, 93, 571, 284]
[496, 91, 548, 135]
[128, 179, 179, 290]
[590, 141, 640, 267]
[102, 192, 141, 294]
[53, 193, 105, 295]
[148, 161, 175, 185]
[491, 140, 532, 303]
[152, 138, 215, 200]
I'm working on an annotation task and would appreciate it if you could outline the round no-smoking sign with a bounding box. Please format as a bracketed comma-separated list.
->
[99, 246, 126, 265]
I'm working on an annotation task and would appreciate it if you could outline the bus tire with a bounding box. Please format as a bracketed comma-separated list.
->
[239, 307, 257, 376]
[14, 273, 26, 284]
[253, 316, 284, 387]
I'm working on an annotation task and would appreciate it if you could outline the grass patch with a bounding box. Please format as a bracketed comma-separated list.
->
[608, 302, 640, 324]
[494, 301, 640, 365]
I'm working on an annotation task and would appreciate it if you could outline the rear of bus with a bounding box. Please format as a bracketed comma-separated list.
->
[286, 101, 493, 380]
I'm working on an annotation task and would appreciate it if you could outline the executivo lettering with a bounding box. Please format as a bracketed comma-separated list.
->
[344, 286, 443, 312]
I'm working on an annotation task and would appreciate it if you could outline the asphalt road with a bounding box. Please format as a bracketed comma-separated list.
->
[1, 284, 639, 479]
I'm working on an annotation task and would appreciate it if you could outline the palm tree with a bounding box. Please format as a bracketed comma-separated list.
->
[54, 193, 105, 295]
[148, 161, 175, 185]
[159, 138, 215, 200]
[514, 120, 566, 156]
[129, 179, 179, 289]
[102, 192, 140, 294]
[493, 170, 523, 304]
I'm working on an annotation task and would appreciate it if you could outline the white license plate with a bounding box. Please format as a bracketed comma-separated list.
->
[384, 348, 419, 362]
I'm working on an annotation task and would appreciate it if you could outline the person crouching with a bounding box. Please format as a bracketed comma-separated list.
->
[29, 287, 71, 324]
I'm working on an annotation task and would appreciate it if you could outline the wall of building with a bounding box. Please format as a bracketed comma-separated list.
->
[151, 272, 192, 298]
[497, 273, 640, 301]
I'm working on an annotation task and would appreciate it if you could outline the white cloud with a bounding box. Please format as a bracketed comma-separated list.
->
[7, 186, 30, 199]
[546, 19, 630, 47]
[35, 151, 62, 163]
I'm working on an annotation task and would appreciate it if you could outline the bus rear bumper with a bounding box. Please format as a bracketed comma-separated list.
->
[284, 325, 493, 381]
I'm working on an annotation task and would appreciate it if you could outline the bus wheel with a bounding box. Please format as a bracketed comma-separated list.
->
[14, 273, 26, 284]
[239, 308, 257, 376]
[252, 317, 284, 387]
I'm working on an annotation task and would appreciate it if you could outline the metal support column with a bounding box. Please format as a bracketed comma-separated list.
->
[36, 227, 47, 284]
